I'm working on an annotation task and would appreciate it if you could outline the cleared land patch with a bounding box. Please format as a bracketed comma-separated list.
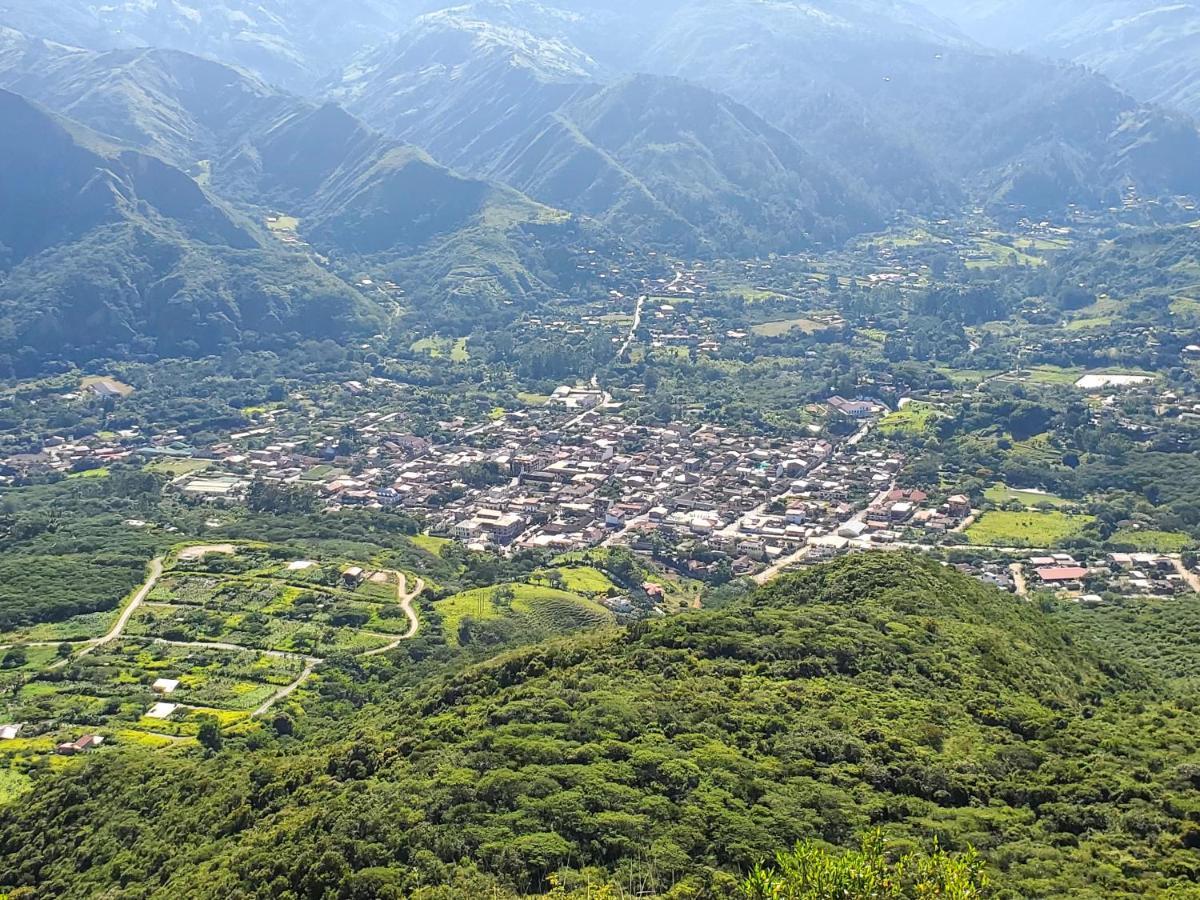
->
[967, 510, 1095, 547]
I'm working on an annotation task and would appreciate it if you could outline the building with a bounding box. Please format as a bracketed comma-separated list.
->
[56, 734, 105, 755]
[827, 396, 887, 419]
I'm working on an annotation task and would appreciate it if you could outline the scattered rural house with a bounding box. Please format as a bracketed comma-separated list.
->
[146, 702, 180, 720]
[56, 734, 105, 755]
[152, 678, 180, 695]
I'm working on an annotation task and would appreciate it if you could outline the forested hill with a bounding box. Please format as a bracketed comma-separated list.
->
[4, 553, 1199, 898]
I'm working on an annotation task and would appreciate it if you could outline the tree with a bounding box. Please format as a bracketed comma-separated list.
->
[196, 715, 223, 752]
[742, 831, 989, 899]
[1, 647, 26, 669]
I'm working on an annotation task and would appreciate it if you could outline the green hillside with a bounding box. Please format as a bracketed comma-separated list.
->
[2, 554, 1199, 897]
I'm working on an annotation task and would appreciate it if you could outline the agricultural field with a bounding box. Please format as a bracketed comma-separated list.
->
[435, 583, 614, 646]
[966, 510, 1095, 548]
[129, 569, 401, 655]
[0, 543, 426, 783]
[411, 336, 470, 362]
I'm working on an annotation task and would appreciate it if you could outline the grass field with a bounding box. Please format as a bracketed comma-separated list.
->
[879, 401, 942, 435]
[436, 584, 613, 645]
[67, 467, 110, 479]
[534, 566, 615, 595]
[967, 510, 1095, 547]
[751, 318, 825, 337]
[984, 484, 1071, 508]
[145, 458, 213, 477]
[411, 534, 453, 556]
[412, 336, 470, 362]
[1108, 530, 1195, 553]
[267, 215, 300, 232]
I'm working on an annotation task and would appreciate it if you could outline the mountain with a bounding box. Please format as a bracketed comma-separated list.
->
[0, 88, 383, 362]
[336, 24, 883, 252]
[2, 553, 1199, 897]
[338, 0, 1200, 220]
[0, 87, 379, 362]
[0, 40, 594, 331]
[0, 0, 430, 90]
[920, 1, 1200, 119]
[331, 12, 885, 254]
[0, 88, 251, 264]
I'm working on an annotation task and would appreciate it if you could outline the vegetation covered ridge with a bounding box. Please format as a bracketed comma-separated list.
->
[1, 553, 1196, 898]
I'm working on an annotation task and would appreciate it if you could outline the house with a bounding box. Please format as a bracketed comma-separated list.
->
[827, 396, 887, 419]
[0, 724, 23, 741]
[146, 702, 179, 720]
[341, 566, 366, 587]
[1036, 566, 1089, 587]
[946, 495, 971, 517]
[56, 734, 105, 755]
[152, 678, 180, 695]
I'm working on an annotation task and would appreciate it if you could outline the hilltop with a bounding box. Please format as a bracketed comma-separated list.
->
[2, 553, 1198, 897]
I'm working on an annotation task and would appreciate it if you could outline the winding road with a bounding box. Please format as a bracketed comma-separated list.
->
[7, 547, 425, 720]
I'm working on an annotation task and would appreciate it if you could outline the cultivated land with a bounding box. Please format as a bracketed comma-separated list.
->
[0, 544, 423, 773]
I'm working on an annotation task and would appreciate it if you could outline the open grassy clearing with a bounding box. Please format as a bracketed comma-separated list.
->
[532, 566, 616, 595]
[984, 483, 1072, 508]
[1108, 530, 1195, 553]
[145, 458, 213, 477]
[436, 584, 614, 646]
[411, 336, 470, 361]
[750, 317, 826, 337]
[966, 510, 1095, 547]
[879, 401, 943, 435]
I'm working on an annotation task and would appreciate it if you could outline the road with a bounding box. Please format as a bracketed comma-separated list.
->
[1010, 563, 1029, 598]
[362, 573, 424, 657]
[5, 546, 427, 721]
[1173, 558, 1200, 593]
[617, 295, 646, 358]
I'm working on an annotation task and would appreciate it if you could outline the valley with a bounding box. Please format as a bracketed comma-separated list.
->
[1, 0, 1200, 897]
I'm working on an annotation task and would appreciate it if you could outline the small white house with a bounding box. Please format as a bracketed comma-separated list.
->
[146, 702, 179, 720]
[152, 678, 180, 695]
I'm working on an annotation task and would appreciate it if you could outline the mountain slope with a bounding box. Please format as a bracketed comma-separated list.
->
[0, 41, 590, 321]
[332, 12, 883, 254]
[0, 0, 430, 90]
[0, 88, 252, 263]
[0, 89, 382, 361]
[334, 0, 1200, 224]
[2, 554, 1199, 897]
[921, 1, 1200, 118]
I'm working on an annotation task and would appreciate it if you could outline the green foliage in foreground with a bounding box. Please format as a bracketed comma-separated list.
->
[2, 555, 1200, 898]
[742, 831, 988, 899]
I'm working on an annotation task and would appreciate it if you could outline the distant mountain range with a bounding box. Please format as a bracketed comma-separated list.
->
[922, 1, 1200, 119]
[329, 1, 1200, 223]
[0, 0, 1199, 362]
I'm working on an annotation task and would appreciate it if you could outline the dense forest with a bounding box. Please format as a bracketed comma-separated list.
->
[1, 554, 1199, 897]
